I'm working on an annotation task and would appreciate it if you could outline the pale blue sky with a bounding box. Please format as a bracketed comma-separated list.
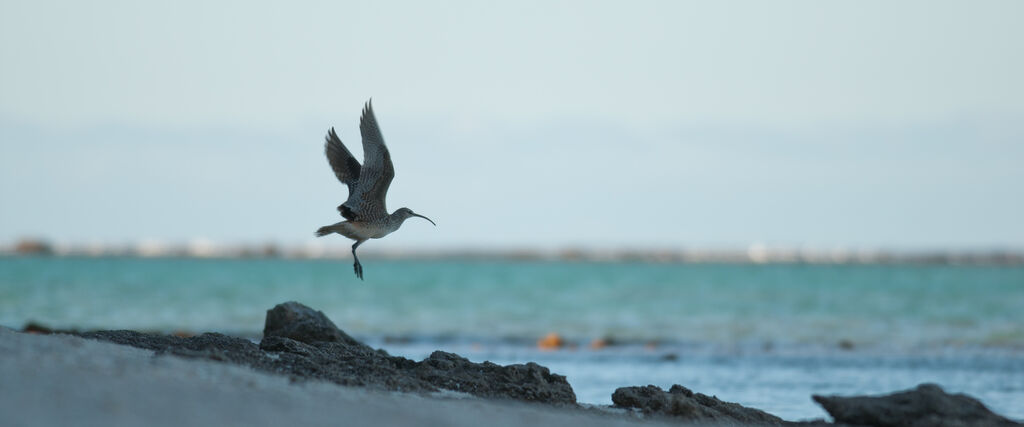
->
[1, 1, 1022, 250]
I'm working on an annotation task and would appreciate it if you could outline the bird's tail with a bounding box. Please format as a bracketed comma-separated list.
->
[315, 224, 339, 237]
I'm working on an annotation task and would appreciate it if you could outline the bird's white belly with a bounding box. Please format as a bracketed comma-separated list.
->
[340, 221, 392, 240]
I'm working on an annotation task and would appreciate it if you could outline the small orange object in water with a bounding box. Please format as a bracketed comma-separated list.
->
[537, 332, 564, 350]
[590, 338, 608, 350]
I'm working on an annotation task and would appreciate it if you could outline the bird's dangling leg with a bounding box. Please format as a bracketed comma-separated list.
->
[351, 240, 366, 280]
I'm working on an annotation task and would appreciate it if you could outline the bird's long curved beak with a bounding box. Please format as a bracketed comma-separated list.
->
[411, 213, 436, 226]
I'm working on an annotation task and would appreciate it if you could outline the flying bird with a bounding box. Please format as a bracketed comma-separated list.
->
[316, 101, 435, 279]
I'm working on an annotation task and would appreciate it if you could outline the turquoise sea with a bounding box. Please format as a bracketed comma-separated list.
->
[1, 256, 1022, 421]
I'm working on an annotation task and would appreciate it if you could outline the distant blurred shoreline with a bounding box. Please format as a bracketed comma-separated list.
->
[4, 238, 1022, 265]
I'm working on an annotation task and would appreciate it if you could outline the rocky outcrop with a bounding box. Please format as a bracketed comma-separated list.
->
[263, 301, 363, 347]
[813, 383, 1023, 427]
[80, 302, 576, 406]
[79, 330, 265, 366]
[414, 351, 573, 403]
[612, 384, 785, 425]
[73, 302, 1024, 425]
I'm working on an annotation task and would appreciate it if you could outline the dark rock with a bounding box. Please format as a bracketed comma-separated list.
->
[813, 383, 1022, 427]
[263, 301, 363, 347]
[21, 322, 80, 335]
[260, 336, 432, 391]
[78, 302, 576, 406]
[79, 331, 267, 367]
[612, 384, 784, 425]
[414, 351, 576, 404]
[22, 322, 55, 334]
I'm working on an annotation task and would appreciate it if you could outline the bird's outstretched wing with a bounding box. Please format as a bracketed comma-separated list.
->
[341, 100, 395, 221]
[324, 127, 361, 194]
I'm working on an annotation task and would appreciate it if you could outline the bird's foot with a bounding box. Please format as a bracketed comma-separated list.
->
[353, 261, 364, 280]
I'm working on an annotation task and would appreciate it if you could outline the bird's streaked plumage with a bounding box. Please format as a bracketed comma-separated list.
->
[324, 127, 360, 195]
[316, 100, 435, 280]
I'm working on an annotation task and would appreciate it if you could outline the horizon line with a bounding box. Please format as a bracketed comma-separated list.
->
[4, 238, 1022, 266]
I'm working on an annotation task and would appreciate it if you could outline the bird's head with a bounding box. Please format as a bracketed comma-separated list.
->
[394, 207, 436, 226]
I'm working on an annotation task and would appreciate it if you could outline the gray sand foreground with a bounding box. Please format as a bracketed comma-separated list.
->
[0, 327, 682, 427]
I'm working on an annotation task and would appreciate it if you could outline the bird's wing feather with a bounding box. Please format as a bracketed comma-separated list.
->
[342, 100, 395, 220]
[324, 127, 361, 194]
